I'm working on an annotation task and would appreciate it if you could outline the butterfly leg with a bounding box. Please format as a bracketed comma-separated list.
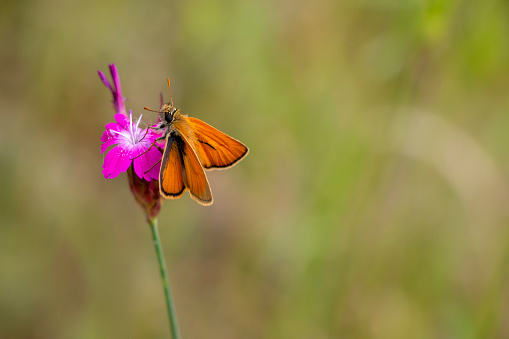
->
[144, 159, 162, 174]
[138, 128, 150, 143]
[148, 124, 167, 134]
[131, 138, 165, 160]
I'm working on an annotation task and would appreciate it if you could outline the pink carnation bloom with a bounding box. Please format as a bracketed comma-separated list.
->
[101, 111, 163, 180]
[99, 65, 163, 181]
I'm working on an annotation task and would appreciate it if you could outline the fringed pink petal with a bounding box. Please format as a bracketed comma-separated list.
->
[100, 137, 122, 153]
[114, 114, 129, 129]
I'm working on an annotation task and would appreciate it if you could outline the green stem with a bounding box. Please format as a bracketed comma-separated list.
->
[149, 218, 180, 339]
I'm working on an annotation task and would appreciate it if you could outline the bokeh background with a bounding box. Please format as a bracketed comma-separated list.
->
[2, 0, 509, 338]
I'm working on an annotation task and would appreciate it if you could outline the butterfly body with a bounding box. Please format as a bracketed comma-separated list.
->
[148, 81, 248, 206]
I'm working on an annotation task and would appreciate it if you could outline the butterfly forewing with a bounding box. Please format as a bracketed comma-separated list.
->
[184, 117, 248, 170]
[160, 135, 185, 199]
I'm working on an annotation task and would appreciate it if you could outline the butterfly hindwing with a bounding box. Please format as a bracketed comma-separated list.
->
[159, 135, 185, 199]
[176, 133, 213, 205]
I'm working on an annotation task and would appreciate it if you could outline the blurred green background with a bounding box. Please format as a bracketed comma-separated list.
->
[2, 0, 509, 337]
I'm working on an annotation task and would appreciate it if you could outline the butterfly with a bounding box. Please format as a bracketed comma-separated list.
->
[144, 79, 248, 205]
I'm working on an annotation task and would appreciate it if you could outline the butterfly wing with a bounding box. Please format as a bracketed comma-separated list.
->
[160, 133, 213, 205]
[185, 117, 248, 170]
[159, 135, 185, 199]
[177, 133, 213, 205]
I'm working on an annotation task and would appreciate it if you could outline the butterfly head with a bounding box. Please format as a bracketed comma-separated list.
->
[144, 103, 178, 125]
[158, 103, 179, 124]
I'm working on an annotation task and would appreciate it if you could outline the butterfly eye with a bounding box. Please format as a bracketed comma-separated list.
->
[165, 112, 173, 123]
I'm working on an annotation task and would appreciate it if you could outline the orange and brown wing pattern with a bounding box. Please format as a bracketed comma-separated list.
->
[177, 133, 213, 205]
[159, 135, 185, 199]
[186, 117, 248, 170]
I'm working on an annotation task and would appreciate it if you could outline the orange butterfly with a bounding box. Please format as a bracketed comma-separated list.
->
[145, 79, 248, 205]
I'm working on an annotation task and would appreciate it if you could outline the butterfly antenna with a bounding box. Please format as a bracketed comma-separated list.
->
[144, 106, 160, 113]
[167, 78, 174, 106]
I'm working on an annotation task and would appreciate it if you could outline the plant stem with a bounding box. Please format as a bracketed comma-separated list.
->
[149, 217, 180, 339]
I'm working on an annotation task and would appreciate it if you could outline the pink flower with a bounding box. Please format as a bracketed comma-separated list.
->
[99, 64, 163, 181]
[101, 111, 163, 180]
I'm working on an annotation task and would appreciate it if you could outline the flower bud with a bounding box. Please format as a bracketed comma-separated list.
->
[127, 165, 162, 221]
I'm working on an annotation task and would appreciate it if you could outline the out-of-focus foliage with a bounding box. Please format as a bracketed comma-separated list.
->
[1, 0, 509, 337]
